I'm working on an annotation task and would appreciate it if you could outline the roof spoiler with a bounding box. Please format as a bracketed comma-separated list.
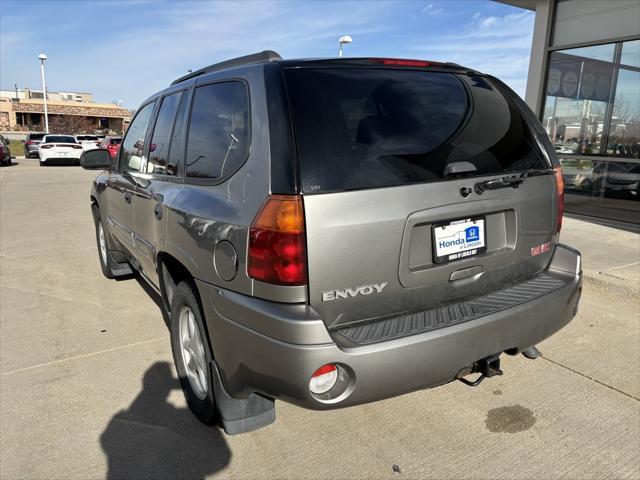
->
[171, 50, 282, 86]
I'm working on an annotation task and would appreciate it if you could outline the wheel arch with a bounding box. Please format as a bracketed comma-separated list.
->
[157, 252, 215, 352]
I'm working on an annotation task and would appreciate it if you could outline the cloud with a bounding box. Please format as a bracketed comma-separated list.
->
[467, 10, 535, 38]
[421, 3, 443, 15]
[410, 9, 535, 97]
[1, 0, 393, 107]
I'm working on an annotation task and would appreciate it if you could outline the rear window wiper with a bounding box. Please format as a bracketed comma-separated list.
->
[474, 172, 528, 194]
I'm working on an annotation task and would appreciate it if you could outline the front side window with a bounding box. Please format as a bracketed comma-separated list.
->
[120, 102, 155, 172]
[146, 91, 182, 175]
[186, 82, 249, 179]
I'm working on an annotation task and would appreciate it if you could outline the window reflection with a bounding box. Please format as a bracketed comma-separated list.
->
[609, 69, 640, 158]
[621, 40, 640, 68]
[543, 41, 640, 225]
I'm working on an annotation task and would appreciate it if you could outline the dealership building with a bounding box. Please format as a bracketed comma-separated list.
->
[500, 0, 639, 228]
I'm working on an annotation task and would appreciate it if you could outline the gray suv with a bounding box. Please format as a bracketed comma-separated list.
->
[81, 51, 582, 435]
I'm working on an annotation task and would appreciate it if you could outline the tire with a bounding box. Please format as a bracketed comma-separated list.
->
[579, 178, 592, 191]
[170, 281, 218, 425]
[94, 212, 115, 279]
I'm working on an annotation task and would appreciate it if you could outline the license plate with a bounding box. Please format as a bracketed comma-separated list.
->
[432, 217, 487, 264]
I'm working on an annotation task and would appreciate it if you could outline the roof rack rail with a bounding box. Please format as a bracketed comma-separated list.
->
[171, 50, 282, 86]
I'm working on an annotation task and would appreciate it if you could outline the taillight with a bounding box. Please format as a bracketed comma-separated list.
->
[26, 140, 34, 145]
[248, 195, 307, 286]
[554, 167, 564, 234]
[71, 145, 83, 149]
[40, 144, 53, 149]
[371, 58, 438, 67]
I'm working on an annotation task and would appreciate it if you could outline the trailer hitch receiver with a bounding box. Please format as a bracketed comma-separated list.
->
[457, 354, 503, 387]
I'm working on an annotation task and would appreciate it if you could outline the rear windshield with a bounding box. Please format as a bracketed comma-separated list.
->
[109, 138, 122, 145]
[28, 134, 45, 141]
[284, 68, 548, 193]
[77, 135, 98, 141]
[43, 135, 77, 143]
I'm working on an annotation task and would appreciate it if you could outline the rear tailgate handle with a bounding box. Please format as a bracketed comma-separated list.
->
[450, 265, 483, 282]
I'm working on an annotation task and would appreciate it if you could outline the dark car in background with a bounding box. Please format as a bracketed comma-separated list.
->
[0, 134, 12, 166]
[100, 136, 122, 159]
[24, 133, 46, 158]
[80, 51, 582, 435]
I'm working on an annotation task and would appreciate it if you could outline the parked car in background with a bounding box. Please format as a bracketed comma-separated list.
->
[76, 135, 101, 151]
[39, 134, 83, 166]
[24, 133, 46, 158]
[81, 51, 582, 435]
[603, 163, 640, 199]
[100, 136, 122, 159]
[0, 134, 12, 166]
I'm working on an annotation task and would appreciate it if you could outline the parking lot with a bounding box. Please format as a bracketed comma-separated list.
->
[0, 159, 638, 479]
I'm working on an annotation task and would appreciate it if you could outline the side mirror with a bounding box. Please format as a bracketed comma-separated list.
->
[80, 148, 113, 170]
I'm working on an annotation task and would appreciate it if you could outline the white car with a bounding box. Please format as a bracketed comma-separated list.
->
[76, 135, 101, 151]
[38, 135, 84, 166]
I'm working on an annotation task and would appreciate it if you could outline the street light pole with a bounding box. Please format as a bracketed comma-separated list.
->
[338, 35, 352, 57]
[38, 53, 49, 133]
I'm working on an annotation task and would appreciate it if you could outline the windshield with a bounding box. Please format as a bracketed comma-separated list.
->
[284, 68, 549, 193]
[43, 136, 77, 144]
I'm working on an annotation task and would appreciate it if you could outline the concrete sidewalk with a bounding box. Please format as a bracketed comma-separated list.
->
[1, 160, 638, 479]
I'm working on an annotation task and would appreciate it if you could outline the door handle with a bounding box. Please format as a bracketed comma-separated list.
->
[154, 203, 163, 220]
[124, 191, 132, 204]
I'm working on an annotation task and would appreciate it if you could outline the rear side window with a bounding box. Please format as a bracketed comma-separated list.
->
[146, 91, 182, 175]
[186, 82, 249, 179]
[284, 68, 548, 193]
[166, 93, 189, 175]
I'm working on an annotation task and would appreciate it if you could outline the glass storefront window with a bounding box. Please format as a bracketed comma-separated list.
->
[542, 45, 613, 156]
[621, 40, 640, 68]
[561, 158, 640, 224]
[542, 41, 640, 226]
[608, 69, 640, 158]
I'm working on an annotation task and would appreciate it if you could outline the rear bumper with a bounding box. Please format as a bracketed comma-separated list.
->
[40, 156, 81, 164]
[198, 244, 582, 410]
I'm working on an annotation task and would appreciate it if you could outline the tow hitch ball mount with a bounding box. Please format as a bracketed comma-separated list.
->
[457, 354, 503, 387]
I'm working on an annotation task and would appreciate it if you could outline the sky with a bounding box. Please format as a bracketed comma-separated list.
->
[0, 0, 535, 109]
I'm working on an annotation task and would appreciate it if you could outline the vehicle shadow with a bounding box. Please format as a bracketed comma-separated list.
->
[100, 361, 232, 480]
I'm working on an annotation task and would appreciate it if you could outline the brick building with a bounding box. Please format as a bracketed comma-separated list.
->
[0, 88, 131, 134]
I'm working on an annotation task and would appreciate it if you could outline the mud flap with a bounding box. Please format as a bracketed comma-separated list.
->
[210, 361, 275, 435]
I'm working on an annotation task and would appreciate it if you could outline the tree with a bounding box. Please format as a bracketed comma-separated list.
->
[48, 115, 96, 134]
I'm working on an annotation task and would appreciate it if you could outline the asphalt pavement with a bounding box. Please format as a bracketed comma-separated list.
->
[1, 158, 638, 479]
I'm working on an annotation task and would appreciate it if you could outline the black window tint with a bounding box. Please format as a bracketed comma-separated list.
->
[146, 91, 182, 175]
[186, 82, 249, 179]
[120, 102, 155, 172]
[166, 92, 189, 175]
[284, 68, 548, 193]
[44, 135, 76, 143]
